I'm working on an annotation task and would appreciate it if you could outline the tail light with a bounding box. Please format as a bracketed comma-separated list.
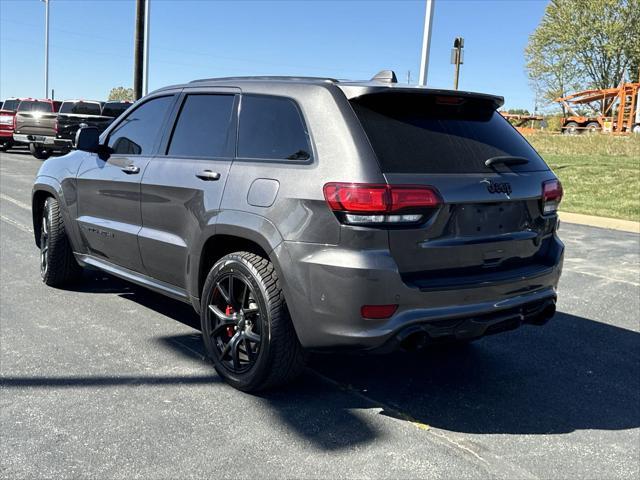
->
[542, 179, 563, 215]
[323, 183, 441, 225]
[13, 114, 17, 130]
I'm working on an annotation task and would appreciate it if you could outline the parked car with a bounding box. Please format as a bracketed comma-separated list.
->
[32, 71, 564, 392]
[0, 97, 25, 151]
[54, 100, 129, 153]
[13, 98, 61, 159]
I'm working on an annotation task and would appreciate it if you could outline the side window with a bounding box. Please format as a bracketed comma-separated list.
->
[108, 96, 174, 155]
[167, 94, 236, 158]
[238, 95, 311, 160]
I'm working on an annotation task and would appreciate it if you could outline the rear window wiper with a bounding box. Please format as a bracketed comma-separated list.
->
[484, 156, 530, 168]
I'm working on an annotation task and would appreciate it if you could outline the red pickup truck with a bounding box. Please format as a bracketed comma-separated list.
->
[0, 98, 25, 151]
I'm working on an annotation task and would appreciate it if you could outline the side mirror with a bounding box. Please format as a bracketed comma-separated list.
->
[75, 127, 100, 152]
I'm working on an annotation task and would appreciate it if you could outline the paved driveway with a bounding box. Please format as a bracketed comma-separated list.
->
[1, 149, 639, 479]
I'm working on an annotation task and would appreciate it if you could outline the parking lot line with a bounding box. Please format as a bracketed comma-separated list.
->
[0, 214, 32, 234]
[0, 193, 31, 211]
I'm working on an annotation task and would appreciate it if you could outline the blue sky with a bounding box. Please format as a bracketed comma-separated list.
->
[0, 0, 548, 110]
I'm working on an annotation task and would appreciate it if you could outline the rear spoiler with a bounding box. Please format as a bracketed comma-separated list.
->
[338, 85, 504, 110]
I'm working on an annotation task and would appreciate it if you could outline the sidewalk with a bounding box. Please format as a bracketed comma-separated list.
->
[559, 211, 640, 234]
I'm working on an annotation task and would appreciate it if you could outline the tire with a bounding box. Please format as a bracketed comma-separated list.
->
[0, 142, 10, 152]
[563, 122, 580, 135]
[29, 143, 51, 160]
[585, 122, 600, 134]
[200, 251, 306, 392]
[40, 197, 82, 287]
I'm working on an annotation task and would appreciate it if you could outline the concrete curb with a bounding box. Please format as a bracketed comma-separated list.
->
[559, 211, 640, 234]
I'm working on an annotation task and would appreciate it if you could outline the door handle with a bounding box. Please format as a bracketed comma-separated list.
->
[196, 170, 221, 181]
[121, 165, 140, 174]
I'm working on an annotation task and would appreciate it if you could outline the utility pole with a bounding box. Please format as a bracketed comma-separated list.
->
[42, 0, 50, 98]
[418, 0, 435, 86]
[451, 36, 464, 90]
[142, 0, 151, 96]
[407, 70, 411, 85]
[133, 0, 146, 100]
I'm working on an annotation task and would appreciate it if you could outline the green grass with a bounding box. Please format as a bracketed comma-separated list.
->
[525, 134, 640, 221]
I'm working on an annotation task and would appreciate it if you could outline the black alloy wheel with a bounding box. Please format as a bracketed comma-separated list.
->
[40, 206, 50, 278]
[204, 271, 263, 374]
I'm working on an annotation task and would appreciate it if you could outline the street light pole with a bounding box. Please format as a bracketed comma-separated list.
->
[142, 0, 150, 96]
[418, 0, 435, 86]
[133, 0, 146, 100]
[43, 0, 50, 98]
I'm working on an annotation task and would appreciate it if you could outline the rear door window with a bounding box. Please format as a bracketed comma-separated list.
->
[350, 93, 549, 173]
[108, 95, 174, 155]
[167, 94, 236, 158]
[238, 95, 311, 160]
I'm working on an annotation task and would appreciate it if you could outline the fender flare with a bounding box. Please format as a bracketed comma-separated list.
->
[188, 209, 287, 303]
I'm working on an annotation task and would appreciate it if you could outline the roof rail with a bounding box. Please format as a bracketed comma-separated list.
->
[189, 75, 338, 84]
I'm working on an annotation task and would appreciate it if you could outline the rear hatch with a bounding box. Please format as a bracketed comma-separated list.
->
[349, 91, 560, 289]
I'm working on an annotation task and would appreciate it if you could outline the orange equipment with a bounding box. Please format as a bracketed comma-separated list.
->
[500, 112, 544, 134]
[554, 82, 639, 134]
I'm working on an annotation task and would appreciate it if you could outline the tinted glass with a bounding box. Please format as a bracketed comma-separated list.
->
[17, 101, 52, 112]
[59, 101, 102, 115]
[167, 94, 236, 157]
[350, 93, 549, 173]
[238, 95, 311, 160]
[108, 96, 173, 155]
[2, 100, 20, 111]
[102, 102, 131, 118]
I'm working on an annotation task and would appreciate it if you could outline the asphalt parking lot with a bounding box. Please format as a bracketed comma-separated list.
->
[1, 148, 639, 479]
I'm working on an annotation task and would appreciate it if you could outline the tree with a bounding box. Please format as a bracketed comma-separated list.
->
[108, 87, 135, 102]
[526, 0, 640, 109]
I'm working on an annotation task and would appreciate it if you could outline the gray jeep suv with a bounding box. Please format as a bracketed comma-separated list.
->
[32, 71, 564, 391]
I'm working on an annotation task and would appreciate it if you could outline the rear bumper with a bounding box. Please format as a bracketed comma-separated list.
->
[274, 235, 563, 350]
[13, 134, 71, 149]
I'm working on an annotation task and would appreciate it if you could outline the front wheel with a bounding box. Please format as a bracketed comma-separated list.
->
[200, 251, 306, 392]
[0, 141, 11, 152]
[40, 197, 82, 286]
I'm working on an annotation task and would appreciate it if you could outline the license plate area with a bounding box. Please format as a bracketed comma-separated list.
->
[452, 202, 530, 236]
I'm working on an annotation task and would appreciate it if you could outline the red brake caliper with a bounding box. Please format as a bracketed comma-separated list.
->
[225, 305, 235, 337]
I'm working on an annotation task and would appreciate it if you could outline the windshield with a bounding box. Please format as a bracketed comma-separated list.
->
[350, 93, 549, 174]
[17, 101, 52, 113]
[59, 101, 102, 115]
[1, 99, 20, 111]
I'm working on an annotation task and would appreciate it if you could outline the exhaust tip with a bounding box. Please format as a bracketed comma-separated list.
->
[399, 331, 428, 352]
[530, 303, 556, 326]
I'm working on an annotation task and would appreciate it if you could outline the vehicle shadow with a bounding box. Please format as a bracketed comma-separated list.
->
[26, 271, 640, 447]
[120, 276, 640, 436]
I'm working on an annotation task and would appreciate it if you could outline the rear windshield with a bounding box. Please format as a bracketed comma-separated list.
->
[350, 93, 548, 173]
[17, 101, 52, 113]
[2, 99, 20, 111]
[101, 102, 130, 118]
[59, 101, 101, 115]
